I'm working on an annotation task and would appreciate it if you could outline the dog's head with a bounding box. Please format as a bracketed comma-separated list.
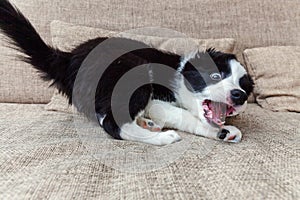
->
[176, 49, 254, 127]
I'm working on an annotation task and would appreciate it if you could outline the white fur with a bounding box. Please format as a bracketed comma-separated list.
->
[175, 76, 204, 119]
[177, 51, 198, 73]
[228, 59, 247, 87]
[98, 114, 106, 126]
[222, 125, 242, 143]
[119, 121, 181, 145]
[144, 100, 242, 142]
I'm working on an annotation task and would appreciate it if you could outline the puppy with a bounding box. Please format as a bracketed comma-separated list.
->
[0, 0, 254, 145]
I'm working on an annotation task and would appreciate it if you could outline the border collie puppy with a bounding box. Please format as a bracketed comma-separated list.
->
[0, 0, 253, 145]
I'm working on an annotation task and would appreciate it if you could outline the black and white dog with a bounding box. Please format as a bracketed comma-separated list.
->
[0, 0, 253, 145]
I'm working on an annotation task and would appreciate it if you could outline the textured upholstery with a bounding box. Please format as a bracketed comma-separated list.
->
[0, 103, 299, 199]
[0, 34, 54, 103]
[243, 46, 300, 112]
[50, 20, 236, 53]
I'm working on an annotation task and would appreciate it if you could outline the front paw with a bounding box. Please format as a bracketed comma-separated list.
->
[217, 126, 242, 143]
[157, 130, 181, 145]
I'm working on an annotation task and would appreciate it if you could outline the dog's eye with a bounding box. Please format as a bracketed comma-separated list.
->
[210, 73, 222, 81]
[148, 121, 154, 127]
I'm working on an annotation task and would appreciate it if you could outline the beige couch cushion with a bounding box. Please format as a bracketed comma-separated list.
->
[50, 21, 236, 53]
[243, 46, 300, 112]
[10, 0, 300, 62]
[1, 103, 299, 199]
[46, 21, 237, 112]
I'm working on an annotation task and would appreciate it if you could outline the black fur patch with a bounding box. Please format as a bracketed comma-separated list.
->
[239, 74, 254, 96]
[218, 129, 230, 139]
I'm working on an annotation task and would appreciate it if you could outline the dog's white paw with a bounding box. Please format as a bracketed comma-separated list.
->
[217, 125, 242, 143]
[156, 130, 181, 145]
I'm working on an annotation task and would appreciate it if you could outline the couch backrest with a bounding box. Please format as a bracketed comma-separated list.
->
[1, 0, 299, 103]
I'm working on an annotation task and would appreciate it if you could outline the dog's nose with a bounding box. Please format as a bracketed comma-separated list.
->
[230, 89, 248, 105]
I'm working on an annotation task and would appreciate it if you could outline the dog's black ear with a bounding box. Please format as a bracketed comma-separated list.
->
[205, 48, 235, 78]
[206, 48, 237, 64]
[239, 74, 254, 96]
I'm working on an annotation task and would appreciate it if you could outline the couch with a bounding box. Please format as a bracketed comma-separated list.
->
[0, 0, 299, 199]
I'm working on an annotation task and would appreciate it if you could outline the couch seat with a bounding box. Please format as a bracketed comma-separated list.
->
[0, 103, 299, 199]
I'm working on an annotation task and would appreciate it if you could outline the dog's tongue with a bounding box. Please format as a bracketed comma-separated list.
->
[210, 101, 227, 126]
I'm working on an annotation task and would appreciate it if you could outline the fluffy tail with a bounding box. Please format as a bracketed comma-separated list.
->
[0, 0, 73, 96]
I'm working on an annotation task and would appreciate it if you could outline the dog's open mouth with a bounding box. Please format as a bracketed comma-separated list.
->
[202, 100, 235, 126]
